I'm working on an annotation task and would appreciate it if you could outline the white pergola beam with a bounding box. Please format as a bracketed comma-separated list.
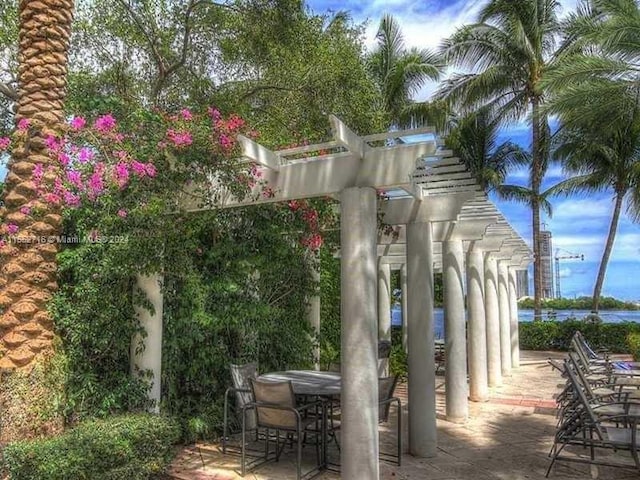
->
[237, 134, 280, 171]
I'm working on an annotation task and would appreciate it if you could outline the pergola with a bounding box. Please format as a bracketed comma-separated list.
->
[131, 117, 532, 480]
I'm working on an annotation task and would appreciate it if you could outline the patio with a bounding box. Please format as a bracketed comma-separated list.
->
[168, 351, 638, 480]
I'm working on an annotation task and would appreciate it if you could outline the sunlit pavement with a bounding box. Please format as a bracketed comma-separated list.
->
[169, 351, 638, 480]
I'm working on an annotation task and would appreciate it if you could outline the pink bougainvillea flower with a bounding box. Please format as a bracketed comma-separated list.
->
[113, 133, 125, 143]
[87, 171, 104, 198]
[145, 163, 156, 178]
[70, 116, 86, 130]
[45, 135, 60, 151]
[208, 107, 221, 121]
[66, 170, 83, 188]
[0, 239, 6, 249]
[78, 147, 95, 163]
[219, 133, 233, 150]
[33, 163, 44, 182]
[17, 118, 30, 131]
[114, 161, 130, 188]
[58, 152, 70, 166]
[180, 108, 193, 121]
[63, 190, 80, 207]
[93, 114, 117, 134]
[166, 129, 193, 147]
[0, 137, 10, 150]
[131, 160, 147, 177]
[6, 223, 19, 235]
[261, 186, 275, 199]
[117, 209, 127, 218]
[44, 193, 61, 205]
[288, 200, 300, 211]
[19, 205, 31, 215]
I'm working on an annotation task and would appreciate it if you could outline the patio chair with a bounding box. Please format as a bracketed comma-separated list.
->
[241, 379, 322, 480]
[378, 375, 402, 466]
[327, 375, 402, 466]
[378, 340, 392, 376]
[546, 362, 640, 477]
[223, 362, 258, 454]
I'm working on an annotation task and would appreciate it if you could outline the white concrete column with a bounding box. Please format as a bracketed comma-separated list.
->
[443, 238, 468, 422]
[467, 246, 488, 402]
[498, 261, 512, 377]
[340, 187, 379, 480]
[131, 274, 164, 413]
[508, 268, 520, 369]
[406, 221, 437, 457]
[401, 265, 408, 352]
[378, 260, 391, 376]
[307, 256, 321, 370]
[484, 254, 502, 387]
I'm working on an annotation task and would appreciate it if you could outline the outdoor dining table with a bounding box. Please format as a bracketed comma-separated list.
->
[259, 370, 341, 396]
[258, 370, 341, 469]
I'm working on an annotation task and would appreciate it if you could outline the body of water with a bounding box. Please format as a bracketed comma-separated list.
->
[390, 306, 640, 340]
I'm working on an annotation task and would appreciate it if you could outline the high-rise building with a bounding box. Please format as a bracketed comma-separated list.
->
[539, 230, 554, 299]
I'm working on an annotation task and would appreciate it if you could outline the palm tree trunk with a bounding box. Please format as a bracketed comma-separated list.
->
[592, 192, 624, 312]
[0, 0, 74, 371]
[531, 99, 544, 320]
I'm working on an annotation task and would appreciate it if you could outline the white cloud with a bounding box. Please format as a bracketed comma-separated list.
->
[559, 267, 572, 278]
[553, 198, 613, 221]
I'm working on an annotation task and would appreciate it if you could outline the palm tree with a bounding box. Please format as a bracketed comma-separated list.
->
[437, 0, 562, 318]
[551, 123, 640, 311]
[446, 108, 530, 192]
[544, 0, 640, 311]
[0, 0, 74, 370]
[367, 14, 442, 129]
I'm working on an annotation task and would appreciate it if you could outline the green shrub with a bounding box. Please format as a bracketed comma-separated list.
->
[627, 333, 640, 361]
[519, 320, 640, 353]
[389, 343, 408, 380]
[2, 414, 180, 480]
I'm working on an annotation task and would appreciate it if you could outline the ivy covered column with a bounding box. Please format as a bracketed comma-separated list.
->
[131, 274, 164, 413]
[340, 186, 379, 480]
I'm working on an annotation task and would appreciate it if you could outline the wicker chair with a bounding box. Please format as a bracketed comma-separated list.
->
[241, 379, 322, 480]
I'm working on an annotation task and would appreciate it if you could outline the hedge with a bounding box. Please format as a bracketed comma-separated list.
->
[2, 414, 180, 480]
[519, 320, 640, 353]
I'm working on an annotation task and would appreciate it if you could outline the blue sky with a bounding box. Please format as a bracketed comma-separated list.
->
[308, 0, 640, 301]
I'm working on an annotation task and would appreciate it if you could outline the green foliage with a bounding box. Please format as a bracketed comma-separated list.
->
[319, 243, 341, 367]
[626, 332, 640, 361]
[2, 414, 180, 480]
[519, 320, 640, 353]
[518, 296, 639, 311]
[389, 328, 407, 380]
[0, 356, 66, 442]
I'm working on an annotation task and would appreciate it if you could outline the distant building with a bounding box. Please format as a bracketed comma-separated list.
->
[516, 270, 529, 298]
[540, 230, 554, 299]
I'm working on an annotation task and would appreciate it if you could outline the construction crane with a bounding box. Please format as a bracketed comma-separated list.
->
[554, 249, 584, 298]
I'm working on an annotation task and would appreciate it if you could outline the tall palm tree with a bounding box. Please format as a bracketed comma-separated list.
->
[437, 0, 562, 318]
[446, 108, 530, 192]
[0, 0, 74, 370]
[367, 14, 442, 129]
[544, 0, 640, 311]
[552, 122, 640, 311]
